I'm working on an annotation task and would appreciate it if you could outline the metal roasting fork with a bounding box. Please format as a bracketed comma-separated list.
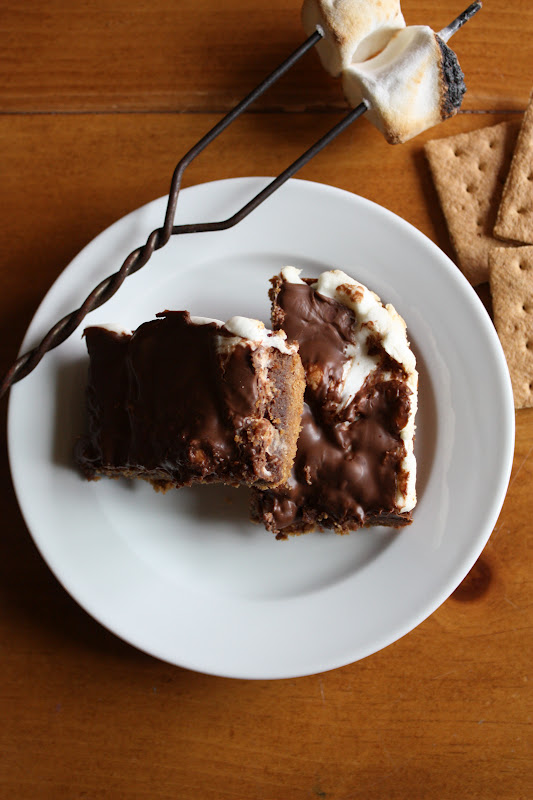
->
[0, 2, 482, 399]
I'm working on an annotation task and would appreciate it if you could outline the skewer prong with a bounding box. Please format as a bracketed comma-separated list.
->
[438, 2, 482, 42]
[0, 4, 484, 397]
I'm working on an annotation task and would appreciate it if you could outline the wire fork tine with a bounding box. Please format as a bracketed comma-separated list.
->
[0, 28, 369, 398]
[0, 0, 483, 397]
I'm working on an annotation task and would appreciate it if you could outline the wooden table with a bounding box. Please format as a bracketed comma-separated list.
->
[1, 2, 531, 798]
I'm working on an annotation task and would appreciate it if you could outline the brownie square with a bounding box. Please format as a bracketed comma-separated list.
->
[76, 311, 305, 491]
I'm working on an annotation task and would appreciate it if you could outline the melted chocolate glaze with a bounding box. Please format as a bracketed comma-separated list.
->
[273, 280, 355, 410]
[255, 280, 413, 537]
[76, 312, 281, 487]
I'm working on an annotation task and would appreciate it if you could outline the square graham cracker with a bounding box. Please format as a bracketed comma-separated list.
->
[425, 121, 519, 286]
[489, 246, 533, 409]
[494, 91, 533, 244]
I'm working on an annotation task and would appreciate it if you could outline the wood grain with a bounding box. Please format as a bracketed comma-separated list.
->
[1, 1, 532, 798]
[0, 108, 521, 354]
[1, 0, 532, 113]
[1, 107, 531, 800]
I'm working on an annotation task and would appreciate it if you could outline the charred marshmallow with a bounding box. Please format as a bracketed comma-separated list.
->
[342, 25, 466, 143]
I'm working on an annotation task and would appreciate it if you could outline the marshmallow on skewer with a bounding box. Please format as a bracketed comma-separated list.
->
[341, 25, 466, 144]
[301, 0, 405, 77]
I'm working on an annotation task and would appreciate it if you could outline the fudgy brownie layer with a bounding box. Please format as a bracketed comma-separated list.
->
[76, 311, 304, 491]
[251, 274, 416, 538]
[262, 348, 306, 489]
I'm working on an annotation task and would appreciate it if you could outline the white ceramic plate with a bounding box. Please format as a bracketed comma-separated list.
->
[8, 177, 514, 679]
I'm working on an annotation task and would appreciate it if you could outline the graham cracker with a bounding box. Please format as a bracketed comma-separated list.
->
[489, 246, 533, 409]
[425, 121, 519, 286]
[494, 91, 533, 244]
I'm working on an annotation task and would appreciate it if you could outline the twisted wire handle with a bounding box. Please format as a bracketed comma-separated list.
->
[0, 29, 325, 399]
[1, 1, 482, 400]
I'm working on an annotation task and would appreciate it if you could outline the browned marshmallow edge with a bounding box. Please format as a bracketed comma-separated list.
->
[301, 0, 405, 77]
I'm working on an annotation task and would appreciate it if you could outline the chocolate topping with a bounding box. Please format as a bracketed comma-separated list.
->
[79, 326, 131, 470]
[76, 311, 304, 489]
[256, 280, 413, 536]
[126, 314, 237, 472]
[275, 281, 355, 410]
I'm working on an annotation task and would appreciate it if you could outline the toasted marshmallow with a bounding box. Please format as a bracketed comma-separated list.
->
[342, 25, 466, 143]
[187, 315, 296, 355]
[301, 0, 405, 77]
[219, 316, 296, 355]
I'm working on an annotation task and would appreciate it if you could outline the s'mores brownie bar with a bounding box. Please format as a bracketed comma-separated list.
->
[76, 311, 305, 491]
[251, 268, 418, 538]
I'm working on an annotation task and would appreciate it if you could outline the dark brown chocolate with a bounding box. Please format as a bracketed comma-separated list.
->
[76, 311, 304, 490]
[252, 279, 414, 538]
